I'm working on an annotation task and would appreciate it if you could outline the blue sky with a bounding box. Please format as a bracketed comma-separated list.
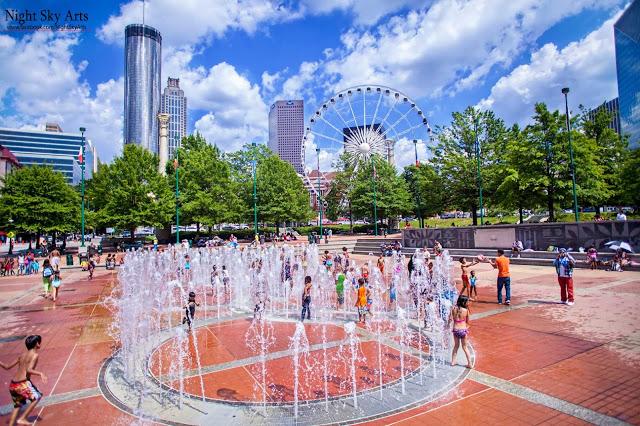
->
[0, 0, 629, 169]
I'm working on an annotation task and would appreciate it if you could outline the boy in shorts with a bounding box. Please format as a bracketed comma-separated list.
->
[1, 335, 47, 426]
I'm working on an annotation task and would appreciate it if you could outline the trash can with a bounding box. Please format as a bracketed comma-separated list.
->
[66, 254, 74, 266]
[308, 233, 313, 244]
[98, 245, 103, 255]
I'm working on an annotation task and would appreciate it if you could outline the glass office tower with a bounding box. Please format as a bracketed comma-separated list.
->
[124, 24, 162, 153]
[160, 77, 187, 159]
[614, 0, 640, 147]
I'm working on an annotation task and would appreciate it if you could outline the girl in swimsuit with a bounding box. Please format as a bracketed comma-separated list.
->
[450, 295, 472, 368]
[459, 257, 479, 298]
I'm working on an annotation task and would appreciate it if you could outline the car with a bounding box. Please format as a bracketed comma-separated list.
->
[121, 241, 144, 251]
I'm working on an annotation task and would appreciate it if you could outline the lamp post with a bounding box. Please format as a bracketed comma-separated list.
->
[371, 156, 378, 236]
[562, 87, 579, 222]
[473, 115, 484, 225]
[252, 142, 258, 236]
[79, 127, 86, 246]
[174, 154, 180, 244]
[316, 148, 323, 241]
[7, 218, 13, 255]
[413, 139, 423, 228]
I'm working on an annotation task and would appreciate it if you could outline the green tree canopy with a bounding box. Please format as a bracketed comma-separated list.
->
[88, 144, 173, 237]
[172, 134, 241, 230]
[432, 106, 508, 224]
[350, 156, 412, 225]
[402, 162, 446, 223]
[0, 166, 80, 237]
[256, 155, 313, 232]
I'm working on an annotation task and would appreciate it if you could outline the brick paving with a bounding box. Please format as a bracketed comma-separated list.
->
[0, 255, 637, 425]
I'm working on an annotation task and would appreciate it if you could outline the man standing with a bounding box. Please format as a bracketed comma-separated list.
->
[553, 248, 575, 305]
[489, 249, 511, 305]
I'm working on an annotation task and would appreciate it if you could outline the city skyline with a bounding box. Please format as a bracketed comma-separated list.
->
[0, 0, 634, 168]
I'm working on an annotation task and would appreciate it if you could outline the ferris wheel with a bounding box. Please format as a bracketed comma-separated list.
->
[302, 85, 432, 174]
[301, 85, 432, 206]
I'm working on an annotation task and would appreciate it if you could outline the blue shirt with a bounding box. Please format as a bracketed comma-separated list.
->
[553, 256, 574, 277]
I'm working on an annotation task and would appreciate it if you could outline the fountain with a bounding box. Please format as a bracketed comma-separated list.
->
[101, 244, 467, 425]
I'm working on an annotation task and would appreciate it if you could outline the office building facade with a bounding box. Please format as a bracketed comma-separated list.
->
[268, 100, 304, 174]
[124, 24, 162, 153]
[614, 0, 640, 147]
[0, 126, 94, 185]
[160, 77, 187, 158]
[587, 98, 621, 136]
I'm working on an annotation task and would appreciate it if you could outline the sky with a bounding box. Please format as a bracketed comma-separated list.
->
[0, 0, 630, 171]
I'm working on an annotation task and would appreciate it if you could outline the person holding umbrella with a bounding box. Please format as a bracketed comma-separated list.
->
[553, 248, 575, 305]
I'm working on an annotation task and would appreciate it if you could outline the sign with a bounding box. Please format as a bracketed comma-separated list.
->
[7, 231, 15, 239]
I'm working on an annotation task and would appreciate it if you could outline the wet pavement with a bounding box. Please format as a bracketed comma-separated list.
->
[0, 257, 638, 425]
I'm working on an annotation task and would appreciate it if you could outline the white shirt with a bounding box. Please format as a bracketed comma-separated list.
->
[616, 212, 627, 221]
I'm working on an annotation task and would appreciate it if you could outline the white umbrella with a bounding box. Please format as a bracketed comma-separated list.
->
[608, 242, 634, 253]
[605, 240, 621, 246]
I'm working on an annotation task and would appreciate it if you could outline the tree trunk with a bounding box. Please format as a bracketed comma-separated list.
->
[349, 202, 353, 233]
[130, 227, 136, 242]
[196, 222, 200, 235]
[547, 185, 555, 222]
[36, 232, 41, 249]
[471, 204, 478, 226]
[519, 205, 524, 224]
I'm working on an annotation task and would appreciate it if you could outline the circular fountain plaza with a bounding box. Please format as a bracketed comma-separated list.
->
[99, 244, 473, 425]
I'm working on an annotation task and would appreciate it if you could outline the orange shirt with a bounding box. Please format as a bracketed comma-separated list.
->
[495, 256, 510, 278]
[356, 286, 367, 307]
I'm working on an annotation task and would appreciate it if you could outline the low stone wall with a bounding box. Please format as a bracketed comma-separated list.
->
[402, 221, 640, 251]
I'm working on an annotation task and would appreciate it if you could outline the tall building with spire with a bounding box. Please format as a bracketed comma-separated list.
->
[160, 77, 187, 158]
[123, 24, 162, 153]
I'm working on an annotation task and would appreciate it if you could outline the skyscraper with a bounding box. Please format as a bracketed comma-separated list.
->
[268, 100, 304, 174]
[587, 98, 621, 136]
[614, 0, 640, 147]
[124, 24, 162, 153]
[0, 125, 95, 184]
[160, 77, 187, 158]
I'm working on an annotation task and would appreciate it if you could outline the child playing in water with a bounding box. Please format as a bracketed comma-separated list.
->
[450, 296, 472, 368]
[355, 278, 369, 324]
[1, 335, 47, 426]
[459, 257, 479, 298]
[51, 270, 62, 302]
[469, 270, 478, 300]
[182, 291, 200, 331]
[301, 276, 312, 322]
[41, 259, 53, 299]
[335, 265, 345, 310]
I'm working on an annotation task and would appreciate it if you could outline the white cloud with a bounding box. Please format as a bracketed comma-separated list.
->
[0, 32, 123, 161]
[161, 47, 269, 152]
[97, 0, 298, 48]
[393, 137, 430, 169]
[303, 133, 339, 172]
[279, 61, 320, 100]
[287, 0, 622, 104]
[300, 0, 431, 25]
[478, 11, 621, 125]
[261, 70, 284, 94]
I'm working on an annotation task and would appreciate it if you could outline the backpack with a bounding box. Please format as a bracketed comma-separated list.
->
[43, 266, 53, 277]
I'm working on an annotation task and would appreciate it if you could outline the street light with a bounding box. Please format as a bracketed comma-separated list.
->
[174, 153, 180, 244]
[413, 139, 423, 228]
[316, 148, 323, 241]
[473, 114, 484, 226]
[252, 142, 258, 236]
[79, 127, 86, 246]
[7, 218, 13, 255]
[562, 87, 579, 222]
[371, 156, 378, 236]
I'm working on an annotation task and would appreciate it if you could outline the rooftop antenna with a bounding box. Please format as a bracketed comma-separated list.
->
[142, 0, 145, 26]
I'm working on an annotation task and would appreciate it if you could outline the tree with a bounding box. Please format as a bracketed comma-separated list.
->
[402, 163, 446, 223]
[580, 106, 627, 209]
[620, 148, 640, 208]
[225, 143, 273, 222]
[493, 125, 547, 222]
[350, 156, 412, 226]
[324, 153, 356, 229]
[256, 155, 313, 232]
[432, 107, 507, 225]
[0, 166, 80, 246]
[171, 134, 241, 231]
[88, 144, 173, 239]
